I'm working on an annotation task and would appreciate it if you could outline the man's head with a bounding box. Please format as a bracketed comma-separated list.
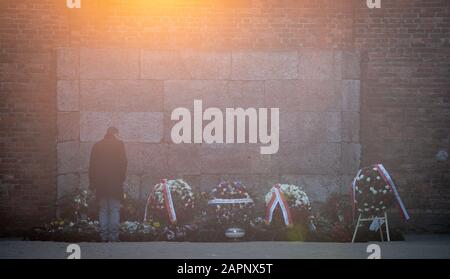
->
[105, 126, 119, 138]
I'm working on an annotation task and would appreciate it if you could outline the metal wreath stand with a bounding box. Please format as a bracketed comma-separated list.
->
[352, 212, 390, 243]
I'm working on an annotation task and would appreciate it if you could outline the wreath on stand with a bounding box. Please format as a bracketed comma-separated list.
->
[353, 166, 395, 216]
[264, 183, 313, 241]
[351, 164, 410, 242]
[208, 181, 255, 238]
[144, 179, 197, 240]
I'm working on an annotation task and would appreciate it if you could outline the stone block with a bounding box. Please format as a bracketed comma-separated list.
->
[80, 48, 139, 79]
[265, 80, 341, 112]
[342, 80, 360, 112]
[341, 175, 356, 194]
[274, 142, 341, 174]
[80, 173, 89, 190]
[124, 175, 141, 199]
[231, 51, 298, 80]
[80, 80, 163, 112]
[126, 143, 168, 175]
[141, 50, 190, 80]
[57, 141, 80, 174]
[168, 144, 201, 175]
[281, 174, 341, 202]
[57, 80, 79, 111]
[57, 112, 79, 142]
[200, 144, 255, 174]
[342, 111, 360, 142]
[57, 174, 79, 199]
[181, 51, 231, 79]
[298, 49, 334, 80]
[280, 111, 341, 143]
[164, 80, 229, 111]
[342, 51, 361, 80]
[341, 143, 361, 175]
[80, 112, 163, 143]
[79, 142, 94, 173]
[140, 175, 163, 199]
[57, 48, 79, 79]
[228, 81, 265, 107]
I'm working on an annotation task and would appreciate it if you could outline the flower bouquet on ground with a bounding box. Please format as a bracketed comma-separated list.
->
[121, 191, 146, 222]
[57, 188, 96, 222]
[311, 193, 353, 242]
[264, 184, 313, 241]
[208, 181, 255, 239]
[144, 179, 197, 241]
[119, 221, 157, 241]
[190, 191, 222, 242]
[26, 219, 100, 242]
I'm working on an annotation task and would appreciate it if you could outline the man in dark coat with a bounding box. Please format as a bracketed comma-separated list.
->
[89, 127, 127, 242]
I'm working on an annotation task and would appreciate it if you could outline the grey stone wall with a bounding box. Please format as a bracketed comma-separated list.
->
[56, 48, 361, 204]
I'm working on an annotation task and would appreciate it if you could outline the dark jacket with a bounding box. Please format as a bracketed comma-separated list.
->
[89, 135, 127, 201]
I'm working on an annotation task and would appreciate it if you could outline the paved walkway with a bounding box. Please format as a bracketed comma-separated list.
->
[1, 234, 449, 259]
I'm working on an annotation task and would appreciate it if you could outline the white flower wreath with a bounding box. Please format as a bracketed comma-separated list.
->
[265, 184, 311, 211]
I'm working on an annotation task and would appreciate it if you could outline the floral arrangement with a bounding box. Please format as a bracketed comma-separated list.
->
[264, 184, 312, 226]
[57, 188, 96, 222]
[119, 221, 157, 241]
[208, 181, 255, 228]
[312, 193, 353, 242]
[353, 166, 395, 216]
[27, 219, 100, 242]
[26, 186, 406, 242]
[145, 179, 195, 225]
[121, 192, 146, 221]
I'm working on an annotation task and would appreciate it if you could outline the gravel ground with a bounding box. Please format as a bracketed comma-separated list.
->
[1, 234, 449, 259]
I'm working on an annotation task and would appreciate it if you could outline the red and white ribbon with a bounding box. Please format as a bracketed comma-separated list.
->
[161, 179, 177, 224]
[265, 184, 293, 226]
[143, 179, 177, 224]
[375, 164, 410, 220]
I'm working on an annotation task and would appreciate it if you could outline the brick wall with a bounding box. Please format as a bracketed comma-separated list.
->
[1, 0, 449, 232]
[354, 0, 450, 231]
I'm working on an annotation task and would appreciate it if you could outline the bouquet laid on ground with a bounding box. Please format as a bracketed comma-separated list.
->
[57, 188, 96, 222]
[312, 193, 353, 242]
[121, 192, 146, 222]
[27, 219, 100, 242]
[144, 179, 195, 226]
[264, 184, 312, 227]
[208, 181, 255, 228]
[119, 221, 157, 241]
